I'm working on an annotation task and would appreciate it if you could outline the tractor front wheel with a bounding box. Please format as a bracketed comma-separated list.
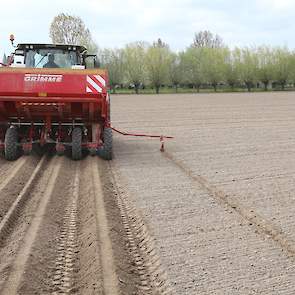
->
[5, 127, 19, 161]
[72, 127, 82, 160]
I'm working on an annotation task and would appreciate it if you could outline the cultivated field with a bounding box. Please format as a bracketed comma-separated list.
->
[1, 92, 295, 294]
[111, 92, 295, 294]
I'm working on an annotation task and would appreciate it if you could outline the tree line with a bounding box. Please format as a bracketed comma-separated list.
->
[3, 13, 295, 94]
[99, 41, 295, 94]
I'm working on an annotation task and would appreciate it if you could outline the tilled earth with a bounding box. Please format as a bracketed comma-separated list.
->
[1, 92, 295, 294]
[111, 92, 295, 294]
[0, 154, 166, 294]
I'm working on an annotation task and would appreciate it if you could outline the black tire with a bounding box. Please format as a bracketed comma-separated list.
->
[72, 127, 82, 160]
[57, 149, 64, 156]
[89, 148, 96, 157]
[5, 127, 19, 161]
[101, 127, 112, 160]
[33, 143, 45, 156]
[23, 149, 31, 156]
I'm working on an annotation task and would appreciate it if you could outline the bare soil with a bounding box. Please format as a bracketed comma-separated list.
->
[111, 92, 295, 294]
[0, 156, 142, 295]
[1, 92, 295, 294]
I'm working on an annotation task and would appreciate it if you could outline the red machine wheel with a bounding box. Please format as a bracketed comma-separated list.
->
[72, 127, 82, 160]
[5, 127, 19, 161]
[101, 127, 112, 160]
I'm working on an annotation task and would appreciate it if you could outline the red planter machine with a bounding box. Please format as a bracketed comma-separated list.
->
[0, 41, 112, 160]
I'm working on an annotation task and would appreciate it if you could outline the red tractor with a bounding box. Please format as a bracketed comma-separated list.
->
[0, 40, 112, 160]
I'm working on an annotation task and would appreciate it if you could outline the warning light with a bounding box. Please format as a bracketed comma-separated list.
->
[10, 34, 15, 46]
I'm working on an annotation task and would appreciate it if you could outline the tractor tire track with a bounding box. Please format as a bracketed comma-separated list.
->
[0, 157, 27, 191]
[163, 151, 295, 258]
[108, 162, 173, 295]
[0, 156, 47, 240]
[1, 156, 61, 294]
[0, 156, 41, 224]
[0, 155, 173, 295]
[90, 159, 119, 295]
[51, 163, 80, 294]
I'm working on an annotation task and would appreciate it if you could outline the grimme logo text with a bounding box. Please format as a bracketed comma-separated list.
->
[24, 74, 63, 83]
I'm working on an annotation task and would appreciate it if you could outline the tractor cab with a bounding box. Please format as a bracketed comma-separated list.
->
[10, 43, 100, 69]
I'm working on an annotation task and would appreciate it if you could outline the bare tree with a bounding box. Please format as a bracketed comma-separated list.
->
[49, 13, 98, 53]
[192, 30, 224, 48]
[153, 38, 168, 48]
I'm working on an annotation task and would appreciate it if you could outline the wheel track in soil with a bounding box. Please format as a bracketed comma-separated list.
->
[108, 162, 173, 295]
[90, 159, 119, 295]
[0, 156, 46, 237]
[0, 155, 173, 295]
[51, 162, 80, 294]
[1, 156, 60, 294]
[48, 157, 121, 295]
[0, 157, 28, 192]
[163, 151, 295, 258]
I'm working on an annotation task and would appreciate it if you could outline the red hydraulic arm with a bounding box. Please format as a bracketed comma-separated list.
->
[111, 126, 173, 152]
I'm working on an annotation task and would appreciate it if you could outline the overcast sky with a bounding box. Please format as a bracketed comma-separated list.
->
[1, 0, 295, 58]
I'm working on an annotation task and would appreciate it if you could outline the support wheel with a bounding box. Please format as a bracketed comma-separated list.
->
[72, 127, 82, 160]
[101, 127, 112, 160]
[5, 127, 19, 161]
[89, 148, 96, 156]
[23, 148, 31, 156]
[57, 150, 64, 157]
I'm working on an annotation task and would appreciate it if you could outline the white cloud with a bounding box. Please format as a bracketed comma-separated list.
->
[257, 0, 295, 11]
[1, 0, 295, 60]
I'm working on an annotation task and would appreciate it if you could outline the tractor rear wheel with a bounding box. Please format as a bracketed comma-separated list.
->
[101, 127, 112, 160]
[72, 127, 82, 160]
[5, 127, 19, 161]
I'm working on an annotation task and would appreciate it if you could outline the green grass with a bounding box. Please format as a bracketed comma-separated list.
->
[111, 86, 295, 95]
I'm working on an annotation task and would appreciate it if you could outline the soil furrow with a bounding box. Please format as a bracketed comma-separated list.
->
[0, 156, 41, 224]
[0, 154, 168, 295]
[90, 159, 119, 295]
[0, 156, 46, 240]
[51, 162, 80, 294]
[163, 151, 295, 258]
[0, 157, 27, 192]
[1, 156, 62, 294]
[108, 162, 173, 295]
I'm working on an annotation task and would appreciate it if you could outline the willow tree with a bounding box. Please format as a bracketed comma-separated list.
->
[181, 47, 206, 92]
[123, 42, 147, 94]
[169, 53, 183, 92]
[99, 48, 124, 93]
[145, 39, 172, 94]
[257, 46, 276, 91]
[224, 48, 239, 90]
[235, 47, 258, 92]
[273, 47, 291, 90]
[202, 47, 228, 91]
